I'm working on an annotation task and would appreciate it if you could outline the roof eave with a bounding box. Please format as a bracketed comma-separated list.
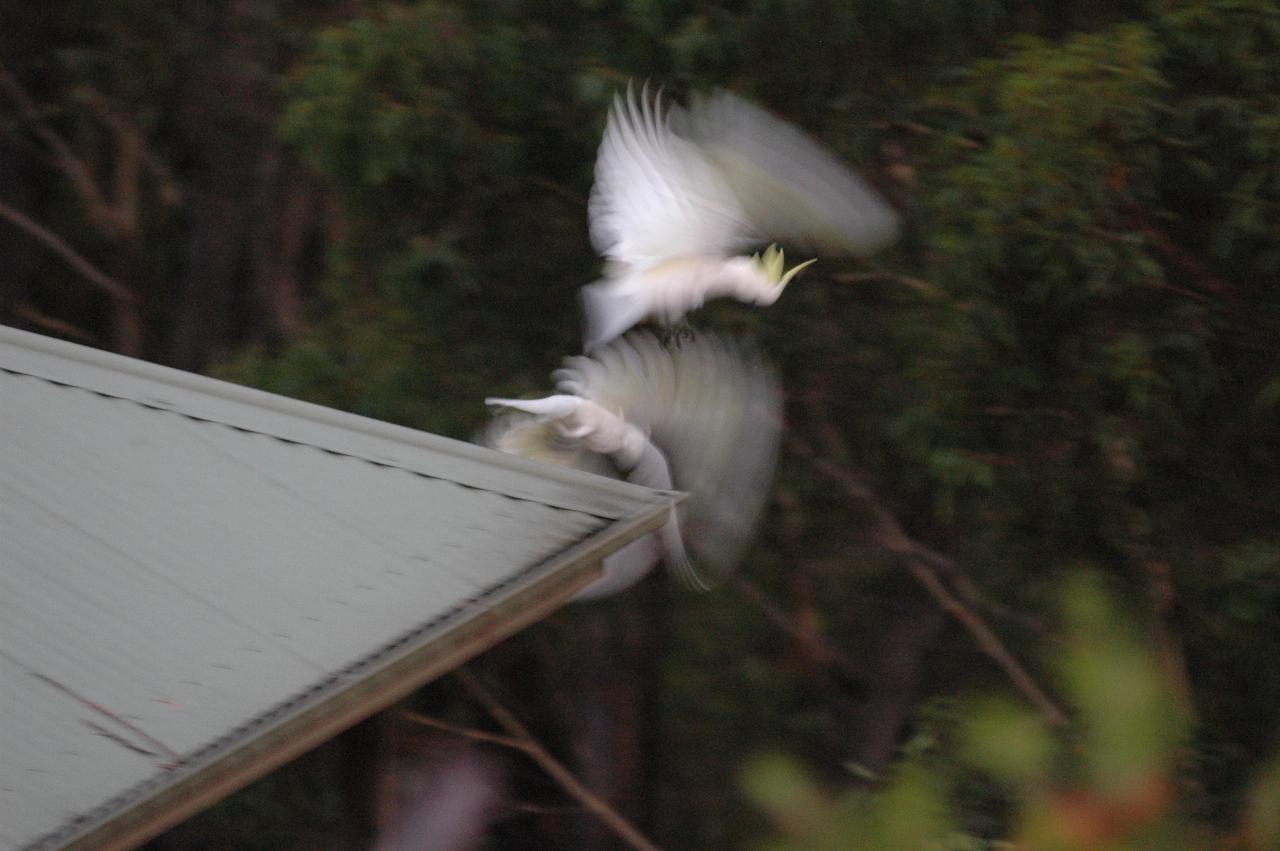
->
[54, 494, 676, 851]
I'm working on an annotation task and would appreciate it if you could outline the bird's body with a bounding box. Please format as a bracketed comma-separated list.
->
[482, 331, 782, 599]
[582, 84, 899, 349]
[483, 392, 692, 596]
[481, 394, 651, 472]
[583, 256, 774, 350]
[480, 409, 669, 601]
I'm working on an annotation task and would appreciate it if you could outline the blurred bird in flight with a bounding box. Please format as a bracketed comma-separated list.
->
[484, 331, 782, 599]
[582, 83, 900, 350]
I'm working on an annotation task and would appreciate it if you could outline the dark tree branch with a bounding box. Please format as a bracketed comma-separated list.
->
[792, 286, 1066, 725]
[71, 85, 182, 205]
[0, 199, 133, 302]
[400, 711, 526, 752]
[730, 574, 865, 683]
[13, 302, 94, 341]
[0, 65, 122, 237]
[436, 668, 664, 851]
[831, 269, 955, 302]
[1109, 198, 1241, 303]
[1118, 507, 1196, 720]
[529, 175, 586, 207]
[792, 439, 1069, 728]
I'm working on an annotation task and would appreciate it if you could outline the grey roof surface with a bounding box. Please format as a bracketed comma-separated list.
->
[0, 326, 678, 851]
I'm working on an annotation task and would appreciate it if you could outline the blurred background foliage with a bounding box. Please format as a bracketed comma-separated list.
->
[3, 0, 1278, 847]
[745, 575, 1280, 849]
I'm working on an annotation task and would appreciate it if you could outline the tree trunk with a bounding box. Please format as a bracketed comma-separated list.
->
[567, 574, 669, 848]
[847, 602, 944, 774]
[172, 0, 323, 370]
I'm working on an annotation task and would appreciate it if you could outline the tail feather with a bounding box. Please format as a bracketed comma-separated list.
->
[582, 280, 651, 352]
[656, 507, 709, 591]
[574, 535, 661, 600]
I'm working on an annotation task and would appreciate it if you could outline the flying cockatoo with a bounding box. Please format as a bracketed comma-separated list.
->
[581, 83, 900, 350]
[483, 331, 782, 600]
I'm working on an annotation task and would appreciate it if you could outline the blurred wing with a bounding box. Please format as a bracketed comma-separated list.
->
[677, 89, 900, 256]
[588, 84, 753, 267]
[554, 331, 783, 585]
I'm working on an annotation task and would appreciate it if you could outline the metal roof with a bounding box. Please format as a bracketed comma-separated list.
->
[0, 326, 678, 851]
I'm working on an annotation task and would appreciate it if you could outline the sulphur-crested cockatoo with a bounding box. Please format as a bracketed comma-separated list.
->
[483, 331, 782, 599]
[581, 84, 900, 350]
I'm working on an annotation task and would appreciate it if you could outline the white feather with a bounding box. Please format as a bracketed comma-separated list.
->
[580, 279, 653, 354]
[484, 331, 781, 596]
[588, 84, 751, 268]
[573, 535, 662, 601]
[676, 90, 900, 255]
[558, 331, 783, 580]
[484, 395, 581, 418]
[581, 84, 900, 348]
[483, 390, 690, 598]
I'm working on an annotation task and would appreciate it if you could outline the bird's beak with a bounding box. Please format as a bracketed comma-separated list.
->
[779, 258, 816, 289]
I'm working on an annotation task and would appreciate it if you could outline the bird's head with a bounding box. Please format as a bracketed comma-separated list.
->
[749, 244, 815, 305]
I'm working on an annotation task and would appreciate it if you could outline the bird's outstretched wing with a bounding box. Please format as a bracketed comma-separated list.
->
[588, 84, 753, 267]
[482, 332, 781, 592]
[555, 331, 783, 585]
[673, 89, 900, 256]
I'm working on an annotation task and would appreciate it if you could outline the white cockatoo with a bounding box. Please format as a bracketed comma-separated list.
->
[483, 331, 782, 600]
[581, 83, 900, 350]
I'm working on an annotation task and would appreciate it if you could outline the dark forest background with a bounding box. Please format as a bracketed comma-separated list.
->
[3, 1, 1279, 848]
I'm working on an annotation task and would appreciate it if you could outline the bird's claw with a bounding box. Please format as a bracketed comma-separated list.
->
[658, 322, 696, 348]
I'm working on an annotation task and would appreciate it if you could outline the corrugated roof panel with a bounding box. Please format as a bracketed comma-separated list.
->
[0, 326, 679, 851]
[0, 328, 655, 517]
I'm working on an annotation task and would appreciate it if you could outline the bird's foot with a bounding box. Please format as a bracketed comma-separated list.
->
[659, 322, 696, 348]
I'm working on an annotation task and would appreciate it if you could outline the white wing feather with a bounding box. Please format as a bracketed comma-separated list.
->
[588, 84, 753, 267]
[482, 332, 781, 593]
[675, 89, 900, 255]
[555, 331, 783, 584]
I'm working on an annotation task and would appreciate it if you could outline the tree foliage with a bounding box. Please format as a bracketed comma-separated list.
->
[746, 576, 1280, 849]
[6, 1, 1280, 847]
